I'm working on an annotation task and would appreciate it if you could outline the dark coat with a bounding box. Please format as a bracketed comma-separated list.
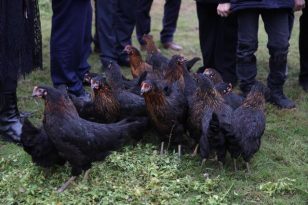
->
[231, 0, 294, 12]
[0, 0, 42, 88]
[196, 0, 230, 4]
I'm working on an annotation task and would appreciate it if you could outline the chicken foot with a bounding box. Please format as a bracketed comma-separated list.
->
[57, 176, 76, 193]
[191, 144, 199, 157]
[233, 159, 238, 172]
[83, 169, 90, 181]
[245, 162, 251, 174]
[201, 158, 207, 167]
[160, 142, 164, 155]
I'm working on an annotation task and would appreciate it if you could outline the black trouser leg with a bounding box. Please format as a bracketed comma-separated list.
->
[262, 10, 290, 91]
[197, 3, 217, 68]
[214, 13, 238, 85]
[299, 6, 308, 84]
[136, 0, 153, 45]
[160, 0, 181, 43]
[115, 0, 137, 54]
[236, 10, 259, 93]
[197, 3, 237, 85]
[96, 0, 118, 65]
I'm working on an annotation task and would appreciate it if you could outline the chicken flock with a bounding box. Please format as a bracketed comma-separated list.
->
[20, 35, 268, 192]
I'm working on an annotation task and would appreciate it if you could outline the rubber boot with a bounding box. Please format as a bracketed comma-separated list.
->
[0, 92, 23, 142]
[267, 50, 295, 109]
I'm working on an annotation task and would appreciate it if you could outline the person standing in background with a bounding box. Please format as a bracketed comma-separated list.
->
[0, 0, 42, 142]
[196, 0, 238, 85]
[299, 0, 308, 92]
[95, 0, 136, 67]
[50, 0, 92, 101]
[136, 0, 183, 51]
[219, 0, 305, 109]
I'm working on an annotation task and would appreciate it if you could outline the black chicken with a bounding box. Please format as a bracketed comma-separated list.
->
[20, 118, 66, 168]
[215, 82, 244, 110]
[193, 74, 233, 167]
[32, 85, 148, 192]
[230, 81, 267, 172]
[203, 68, 224, 85]
[164, 55, 197, 97]
[140, 79, 188, 156]
[143, 34, 170, 71]
[142, 35, 201, 72]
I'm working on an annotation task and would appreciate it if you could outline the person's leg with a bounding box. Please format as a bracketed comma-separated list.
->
[136, 0, 153, 46]
[236, 10, 259, 95]
[215, 13, 238, 85]
[96, 0, 118, 68]
[115, 0, 137, 66]
[196, 2, 218, 69]
[50, 0, 91, 96]
[93, 0, 100, 53]
[0, 78, 22, 142]
[262, 9, 295, 108]
[299, 5, 308, 91]
[78, 3, 92, 81]
[160, 0, 182, 50]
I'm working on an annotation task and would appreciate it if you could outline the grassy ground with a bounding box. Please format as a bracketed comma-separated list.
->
[1, 1, 307, 204]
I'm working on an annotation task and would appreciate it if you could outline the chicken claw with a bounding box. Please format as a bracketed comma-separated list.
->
[191, 144, 199, 157]
[160, 142, 164, 155]
[57, 176, 76, 193]
[201, 158, 207, 167]
[233, 159, 238, 172]
[83, 170, 90, 181]
[245, 162, 251, 174]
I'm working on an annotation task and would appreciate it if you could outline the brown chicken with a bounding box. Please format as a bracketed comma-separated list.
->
[192, 74, 233, 167]
[140, 79, 188, 155]
[230, 81, 267, 172]
[32, 85, 148, 192]
[143, 34, 170, 71]
[164, 55, 197, 97]
[123, 45, 152, 78]
[203, 68, 224, 85]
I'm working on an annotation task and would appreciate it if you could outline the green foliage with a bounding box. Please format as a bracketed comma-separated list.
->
[0, 1, 307, 204]
[259, 178, 296, 197]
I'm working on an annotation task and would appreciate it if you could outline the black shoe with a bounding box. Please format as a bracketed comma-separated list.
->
[0, 92, 23, 143]
[299, 81, 308, 92]
[118, 54, 130, 67]
[269, 90, 296, 109]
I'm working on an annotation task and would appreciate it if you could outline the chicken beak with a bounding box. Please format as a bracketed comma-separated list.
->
[140, 89, 145, 96]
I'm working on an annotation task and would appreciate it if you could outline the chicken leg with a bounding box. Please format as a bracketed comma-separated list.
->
[246, 162, 251, 173]
[201, 158, 207, 167]
[191, 144, 199, 157]
[83, 169, 90, 181]
[233, 159, 238, 172]
[218, 161, 224, 170]
[57, 176, 76, 193]
[160, 142, 164, 155]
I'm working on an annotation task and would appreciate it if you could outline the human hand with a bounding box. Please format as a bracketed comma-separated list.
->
[217, 3, 231, 17]
[294, 0, 305, 11]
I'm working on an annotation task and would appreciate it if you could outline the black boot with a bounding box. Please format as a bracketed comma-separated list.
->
[267, 46, 295, 109]
[0, 92, 23, 142]
[269, 89, 296, 109]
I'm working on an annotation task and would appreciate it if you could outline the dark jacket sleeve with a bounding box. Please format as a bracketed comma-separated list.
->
[231, 0, 294, 12]
[196, 0, 230, 3]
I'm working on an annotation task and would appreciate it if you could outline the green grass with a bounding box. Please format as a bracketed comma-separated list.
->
[1, 1, 308, 204]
